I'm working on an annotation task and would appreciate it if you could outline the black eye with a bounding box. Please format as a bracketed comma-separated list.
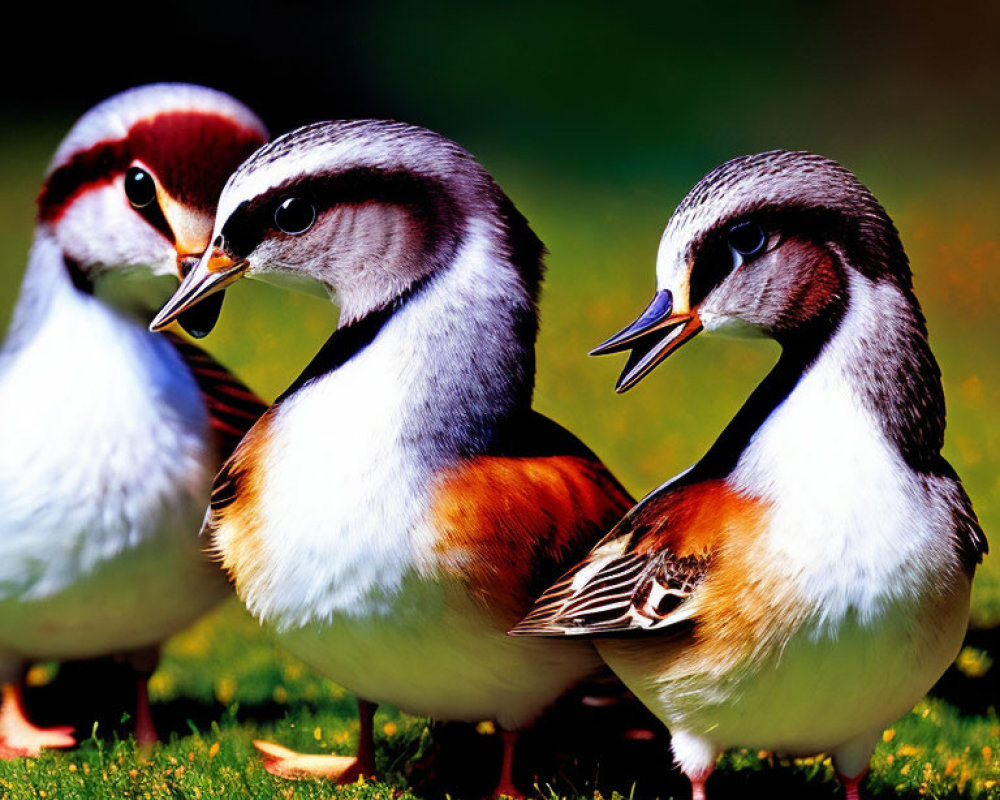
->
[728, 221, 767, 259]
[274, 197, 316, 235]
[124, 166, 157, 209]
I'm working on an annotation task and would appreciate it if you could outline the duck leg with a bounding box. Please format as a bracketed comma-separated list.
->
[0, 682, 75, 758]
[134, 676, 157, 746]
[687, 767, 712, 800]
[837, 768, 868, 800]
[123, 647, 160, 746]
[256, 697, 378, 782]
[833, 732, 876, 800]
[670, 730, 716, 800]
[491, 728, 524, 799]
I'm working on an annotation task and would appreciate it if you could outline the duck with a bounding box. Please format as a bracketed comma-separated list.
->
[510, 150, 987, 800]
[0, 83, 268, 756]
[150, 119, 634, 796]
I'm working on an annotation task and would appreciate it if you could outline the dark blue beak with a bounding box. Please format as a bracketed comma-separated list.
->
[590, 289, 675, 355]
[591, 290, 702, 392]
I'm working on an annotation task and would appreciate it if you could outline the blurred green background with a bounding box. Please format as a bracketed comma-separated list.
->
[0, 2, 998, 796]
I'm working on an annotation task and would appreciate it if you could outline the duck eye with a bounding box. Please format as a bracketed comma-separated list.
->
[274, 197, 316, 235]
[124, 167, 157, 209]
[728, 221, 767, 259]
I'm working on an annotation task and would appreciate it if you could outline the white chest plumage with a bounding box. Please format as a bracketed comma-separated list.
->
[250, 328, 436, 628]
[253, 359, 599, 727]
[231, 226, 599, 726]
[693, 351, 969, 758]
[241, 225, 530, 629]
[732, 281, 961, 626]
[0, 238, 223, 665]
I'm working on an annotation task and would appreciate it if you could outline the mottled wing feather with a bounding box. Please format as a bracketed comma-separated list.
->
[511, 535, 709, 636]
[512, 485, 717, 637]
[164, 332, 268, 463]
[515, 545, 646, 635]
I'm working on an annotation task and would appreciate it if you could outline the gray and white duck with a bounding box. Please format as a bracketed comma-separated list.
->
[512, 150, 987, 800]
[151, 119, 635, 796]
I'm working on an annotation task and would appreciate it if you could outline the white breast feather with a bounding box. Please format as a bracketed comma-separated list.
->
[0, 237, 220, 659]
[247, 222, 517, 628]
[730, 275, 957, 631]
[238, 222, 599, 725]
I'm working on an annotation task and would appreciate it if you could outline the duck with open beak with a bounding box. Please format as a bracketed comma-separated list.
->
[514, 150, 986, 800]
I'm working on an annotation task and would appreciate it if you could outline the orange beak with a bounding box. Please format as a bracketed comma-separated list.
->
[159, 194, 212, 274]
[150, 247, 248, 336]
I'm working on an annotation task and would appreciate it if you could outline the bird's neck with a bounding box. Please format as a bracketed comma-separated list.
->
[3, 229, 86, 353]
[1, 228, 182, 383]
[284, 216, 539, 463]
[715, 273, 966, 625]
[698, 270, 945, 489]
[3, 228, 172, 355]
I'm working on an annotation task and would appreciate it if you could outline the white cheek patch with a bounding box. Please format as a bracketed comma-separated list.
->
[56, 184, 175, 277]
[654, 235, 693, 312]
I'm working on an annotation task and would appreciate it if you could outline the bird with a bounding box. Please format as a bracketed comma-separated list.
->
[0, 83, 269, 757]
[149, 119, 635, 796]
[510, 150, 987, 800]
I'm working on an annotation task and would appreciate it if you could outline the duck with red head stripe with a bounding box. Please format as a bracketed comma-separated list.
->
[0, 84, 268, 756]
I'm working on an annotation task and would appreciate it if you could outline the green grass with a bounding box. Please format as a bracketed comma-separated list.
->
[0, 123, 998, 798]
[0, 603, 997, 799]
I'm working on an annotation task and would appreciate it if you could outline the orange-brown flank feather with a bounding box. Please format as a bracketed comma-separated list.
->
[205, 408, 274, 593]
[208, 408, 633, 619]
[627, 479, 763, 557]
[430, 451, 633, 624]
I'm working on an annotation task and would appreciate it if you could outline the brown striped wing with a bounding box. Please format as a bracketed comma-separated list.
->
[510, 512, 709, 636]
[163, 332, 268, 463]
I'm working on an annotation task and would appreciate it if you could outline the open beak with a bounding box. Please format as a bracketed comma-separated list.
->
[591, 289, 702, 392]
[150, 247, 248, 336]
